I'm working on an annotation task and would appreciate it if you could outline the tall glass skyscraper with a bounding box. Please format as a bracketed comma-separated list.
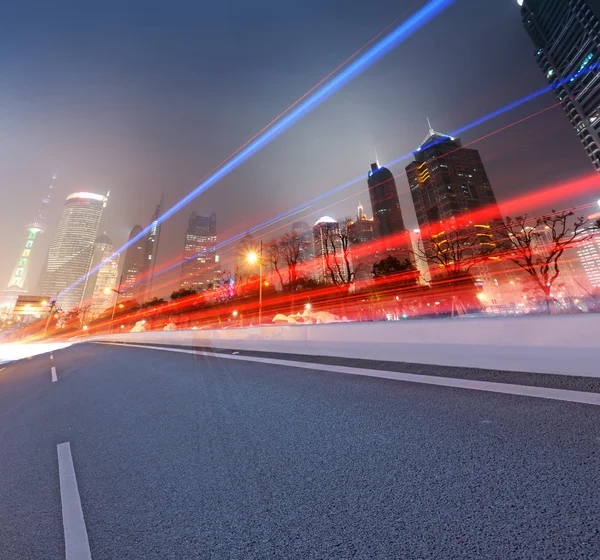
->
[367, 163, 408, 250]
[119, 225, 144, 303]
[405, 125, 505, 287]
[180, 212, 218, 291]
[82, 233, 120, 318]
[42, 192, 108, 311]
[520, 0, 600, 171]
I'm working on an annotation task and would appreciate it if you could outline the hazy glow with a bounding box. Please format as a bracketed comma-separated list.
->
[66, 192, 107, 202]
[56, 0, 456, 306]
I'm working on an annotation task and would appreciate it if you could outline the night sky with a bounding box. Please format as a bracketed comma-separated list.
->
[0, 0, 595, 296]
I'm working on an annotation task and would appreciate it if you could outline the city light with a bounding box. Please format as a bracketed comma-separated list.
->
[246, 251, 259, 264]
[55, 0, 455, 303]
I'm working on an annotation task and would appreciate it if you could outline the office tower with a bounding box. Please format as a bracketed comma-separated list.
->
[571, 200, 600, 287]
[180, 212, 218, 291]
[367, 162, 408, 251]
[42, 191, 108, 311]
[349, 203, 375, 244]
[519, 0, 600, 171]
[82, 234, 120, 318]
[142, 196, 163, 300]
[409, 229, 431, 285]
[291, 220, 315, 279]
[312, 216, 341, 284]
[119, 225, 144, 302]
[349, 203, 375, 284]
[405, 124, 504, 291]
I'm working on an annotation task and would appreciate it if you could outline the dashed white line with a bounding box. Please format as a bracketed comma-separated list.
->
[57, 442, 92, 560]
[51, 354, 54, 360]
[51, 366, 57, 383]
[98, 341, 600, 407]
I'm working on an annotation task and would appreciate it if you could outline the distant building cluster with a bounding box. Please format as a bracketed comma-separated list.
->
[2, 0, 600, 320]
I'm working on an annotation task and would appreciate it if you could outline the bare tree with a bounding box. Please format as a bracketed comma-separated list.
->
[415, 226, 497, 281]
[265, 240, 285, 291]
[501, 211, 597, 312]
[322, 219, 357, 291]
[279, 232, 304, 291]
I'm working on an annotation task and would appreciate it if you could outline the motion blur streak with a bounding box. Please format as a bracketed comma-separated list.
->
[57, 0, 455, 304]
[160, 62, 600, 284]
[183, 1, 424, 198]
[124, 97, 571, 293]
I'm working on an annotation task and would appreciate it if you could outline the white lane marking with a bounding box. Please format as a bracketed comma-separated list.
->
[0, 367, 5, 372]
[97, 342, 600, 407]
[51, 366, 58, 383]
[51, 354, 54, 360]
[57, 442, 92, 560]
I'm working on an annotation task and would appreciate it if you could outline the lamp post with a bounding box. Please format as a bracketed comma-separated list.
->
[109, 275, 124, 334]
[43, 299, 57, 338]
[246, 240, 263, 324]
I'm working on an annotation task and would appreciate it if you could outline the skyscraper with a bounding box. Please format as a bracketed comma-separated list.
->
[119, 225, 144, 303]
[6, 177, 54, 292]
[118, 198, 164, 303]
[83, 234, 120, 318]
[142, 197, 163, 300]
[367, 162, 408, 251]
[406, 125, 503, 231]
[405, 124, 504, 285]
[312, 216, 341, 284]
[42, 191, 108, 311]
[519, 0, 600, 171]
[349, 203, 375, 284]
[180, 212, 218, 291]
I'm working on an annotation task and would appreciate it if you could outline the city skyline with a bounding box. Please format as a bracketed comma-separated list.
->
[1, 1, 599, 303]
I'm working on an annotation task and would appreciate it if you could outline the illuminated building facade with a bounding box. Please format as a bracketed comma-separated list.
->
[83, 234, 120, 318]
[312, 216, 341, 284]
[8, 176, 56, 298]
[405, 125, 504, 286]
[520, 0, 600, 171]
[181, 212, 218, 291]
[409, 229, 431, 284]
[42, 192, 108, 312]
[119, 225, 144, 302]
[367, 163, 408, 251]
[118, 198, 163, 303]
[349, 203, 375, 283]
[142, 197, 163, 300]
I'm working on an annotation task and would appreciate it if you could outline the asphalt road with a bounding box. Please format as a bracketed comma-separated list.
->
[1, 342, 600, 559]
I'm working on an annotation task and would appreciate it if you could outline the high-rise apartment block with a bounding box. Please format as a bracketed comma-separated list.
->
[520, 0, 600, 170]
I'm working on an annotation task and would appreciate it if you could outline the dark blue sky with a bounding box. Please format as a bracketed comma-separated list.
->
[0, 0, 595, 294]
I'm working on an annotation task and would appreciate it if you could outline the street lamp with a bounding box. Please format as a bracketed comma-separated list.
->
[109, 275, 124, 334]
[246, 240, 263, 324]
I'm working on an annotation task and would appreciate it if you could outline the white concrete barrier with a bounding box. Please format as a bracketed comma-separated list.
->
[89, 314, 600, 377]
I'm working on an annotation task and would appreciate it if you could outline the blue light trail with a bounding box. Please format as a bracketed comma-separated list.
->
[148, 62, 600, 285]
[57, 0, 456, 304]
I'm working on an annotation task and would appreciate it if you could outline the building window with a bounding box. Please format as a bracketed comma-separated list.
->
[25, 240, 34, 248]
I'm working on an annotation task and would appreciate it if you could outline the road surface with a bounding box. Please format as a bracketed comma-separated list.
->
[1, 342, 599, 559]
